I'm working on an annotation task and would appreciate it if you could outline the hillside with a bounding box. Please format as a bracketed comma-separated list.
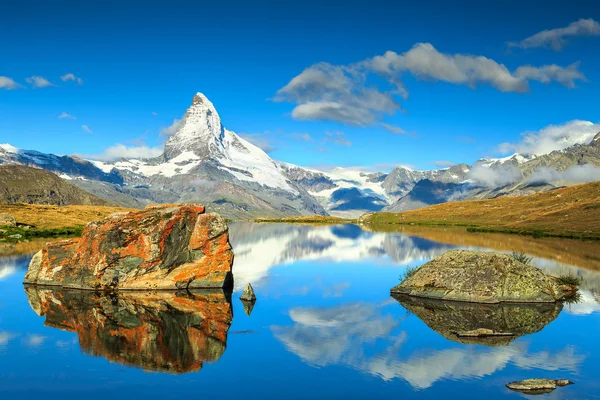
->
[0, 165, 116, 206]
[361, 181, 600, 239]
[0, 204, 131, 229]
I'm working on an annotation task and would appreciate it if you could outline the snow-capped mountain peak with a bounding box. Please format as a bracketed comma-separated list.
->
[0, 143, 19, 154]
[91, 93, 297, 192]
[477, 153, 535, 167]
[163, 92, 225, 161]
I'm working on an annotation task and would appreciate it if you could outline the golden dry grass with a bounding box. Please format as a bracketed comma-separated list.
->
[0, 204, 132, 229]
[375, 225, 600, 272]
[364, 181, 600, 239]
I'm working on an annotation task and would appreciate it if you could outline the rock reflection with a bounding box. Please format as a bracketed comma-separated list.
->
[24, 287, 233, 373]
[392, 295, 563, 346]
[272, 301, 584, 389]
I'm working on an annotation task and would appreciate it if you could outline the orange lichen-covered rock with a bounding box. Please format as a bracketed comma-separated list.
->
[24, 204, 234, 290]
[25, 286, 233, 373]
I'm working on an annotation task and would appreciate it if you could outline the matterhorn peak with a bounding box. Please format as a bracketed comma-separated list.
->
[592, 131, 600, 144]
[163, 92, 226, 161]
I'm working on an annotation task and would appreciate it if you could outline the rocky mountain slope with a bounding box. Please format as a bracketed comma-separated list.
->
[384, 133, 600, 212]
[2, 93, 599, 218]
[0, 165, 115, 206]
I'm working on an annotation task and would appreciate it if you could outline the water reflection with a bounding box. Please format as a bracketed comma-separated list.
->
[2, 223, 598, 397]
[24, 287, 232, 373]
[271, 301, 585, 390]
[229, 223, 600, 313]
[0, 255, 29, 281]
[393, 295, 563, 346]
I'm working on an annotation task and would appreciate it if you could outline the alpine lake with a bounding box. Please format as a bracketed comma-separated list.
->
[1, 222, 599, 399]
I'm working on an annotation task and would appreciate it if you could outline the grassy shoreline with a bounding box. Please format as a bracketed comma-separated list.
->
[362, 220, 600, 240]
[0, 225, 84, 243]
[360, 182, 600, 241]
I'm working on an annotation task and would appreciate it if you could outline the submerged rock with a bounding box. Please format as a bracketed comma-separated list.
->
[240, 283, 256, 302]
[506, 378, 574, 394]
[391, 250, 571, 303]
[24, 204, 234, 290]
[25, 286, 233, 373]
[393, 294, 562, 346]
[0, 214, 16, 227]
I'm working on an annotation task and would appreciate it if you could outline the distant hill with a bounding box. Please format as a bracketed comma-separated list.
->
[0, 165, 116, 206]
[362, 181, 600, 239]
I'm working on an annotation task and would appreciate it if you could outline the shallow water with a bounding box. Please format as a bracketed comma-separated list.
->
[1, 223, 599, 399]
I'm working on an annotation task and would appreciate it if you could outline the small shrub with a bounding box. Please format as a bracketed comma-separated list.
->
[511, 251, 532, 265]
[557, 274, 582, 287]
[400, 266, 419, 281]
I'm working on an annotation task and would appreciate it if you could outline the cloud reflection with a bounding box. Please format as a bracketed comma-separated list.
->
[272, 302, 585, 389]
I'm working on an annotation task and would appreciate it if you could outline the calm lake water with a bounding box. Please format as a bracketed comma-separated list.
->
[1, 222, 600, 399]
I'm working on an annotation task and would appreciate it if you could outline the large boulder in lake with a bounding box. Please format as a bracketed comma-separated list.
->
[24, 204, 234, 290]
[391, 250, 570, 303]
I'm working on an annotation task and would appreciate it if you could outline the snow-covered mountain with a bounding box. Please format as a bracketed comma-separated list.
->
[2, 93, 599, 218]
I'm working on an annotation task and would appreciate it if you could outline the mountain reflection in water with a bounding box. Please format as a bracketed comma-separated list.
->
[2, 222, 599, 398]
[24, 287, 232, 373]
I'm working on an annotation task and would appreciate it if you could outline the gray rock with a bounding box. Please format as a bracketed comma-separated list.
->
[506, 378, 574, 394]
[8, 234, 22, 239]
[240, 283, 256, 302]
[391, 250, 572, 303]
[0, 214, 16, 227]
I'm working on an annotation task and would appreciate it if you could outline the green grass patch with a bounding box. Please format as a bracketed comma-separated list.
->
[511, 251, 533, 265]
[0, 225, 84, 243]
[557, 274, 583, 287]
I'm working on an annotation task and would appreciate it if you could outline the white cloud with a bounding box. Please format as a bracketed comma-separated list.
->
[467, 164, 522, 188]
[325, 131, 352, 146]
[85, 143, 163, 161]
[239, 133, 276, 153]
[81, 125, 93, 134]
[274, 62, 399, 126]
[0, 76, 20, 90]
[367, 43, 529, 93]
[527, 164, 600, 184]
[515, 62, 586, 88]
[60, 73, 83, 84]
[499, 120, 600, 155]
[58, 112, 76, 120]
[276, 43, 585, 126]
[160, 117, 184, 137]
[152, 111, 158, 116]
[380, 123, 406, 135]
[26, 76, 55, 88]
[433, 160, 456, 168]
[509, 18, 600, 51]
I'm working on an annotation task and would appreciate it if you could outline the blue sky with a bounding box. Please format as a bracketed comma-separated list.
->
[1, 0, 600, 170]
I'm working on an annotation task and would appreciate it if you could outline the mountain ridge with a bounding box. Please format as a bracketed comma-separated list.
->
[2, 92, 599, 218]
